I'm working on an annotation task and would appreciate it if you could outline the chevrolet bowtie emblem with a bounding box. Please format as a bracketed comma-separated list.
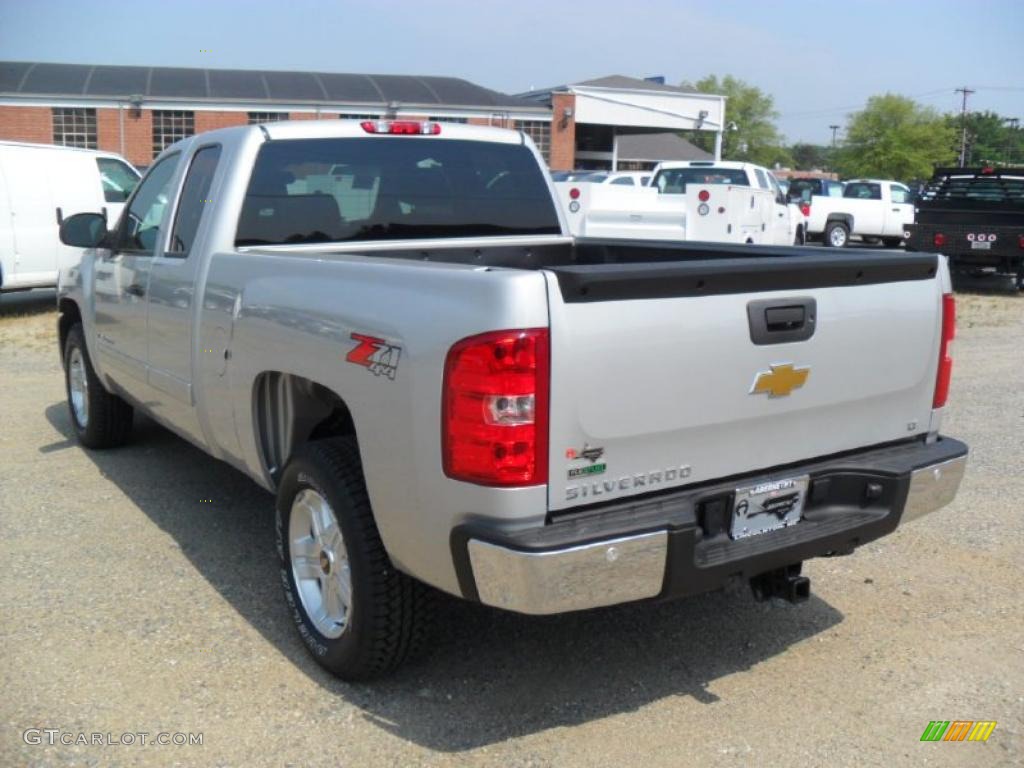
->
[751, 363, 810, 398]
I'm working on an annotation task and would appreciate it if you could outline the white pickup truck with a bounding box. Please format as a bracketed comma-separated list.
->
[555, 160, 806, 245]
[801, 178, 916, 247]
[56, 119, 967, 679]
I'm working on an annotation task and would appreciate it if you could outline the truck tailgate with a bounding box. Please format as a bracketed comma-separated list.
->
[544, 247, 944, 512]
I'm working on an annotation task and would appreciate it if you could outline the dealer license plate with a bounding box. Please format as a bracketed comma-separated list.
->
[730, 475, 809, 540]
[971, 241, 991, 250]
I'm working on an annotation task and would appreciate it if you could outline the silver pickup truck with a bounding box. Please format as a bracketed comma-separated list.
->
[57, 119, 968, 680]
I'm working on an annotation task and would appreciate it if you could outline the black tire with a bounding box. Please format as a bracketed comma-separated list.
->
[793, 225, 806, 246]
[63, 323, 133, 448]
[276, 437, 432, 680]
[824, 221, 849, 248]
[882, 237, 903, 248]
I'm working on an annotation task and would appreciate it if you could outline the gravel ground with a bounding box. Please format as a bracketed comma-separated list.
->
[1, 287, 1021, 768]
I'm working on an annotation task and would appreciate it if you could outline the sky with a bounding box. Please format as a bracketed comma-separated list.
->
[1, 0, 1021, 144]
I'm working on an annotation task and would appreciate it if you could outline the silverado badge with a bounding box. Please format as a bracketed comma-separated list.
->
[751, 363, 810, 398]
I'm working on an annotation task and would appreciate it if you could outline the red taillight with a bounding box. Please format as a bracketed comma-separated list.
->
[933, 293, 955, 408]
[800, 203, 811, 217]
[569, 187, 581, 200]
[933, 233, 946, 247]
[981, 166, 994, 174]
[360, 120, 441, 135]
[1018, 234, 1024, 249]
[442, 329, 549, 487]
[698, 189, 710, 202]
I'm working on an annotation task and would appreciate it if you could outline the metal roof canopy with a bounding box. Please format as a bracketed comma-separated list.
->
[0, 61, 547, 113]
[519, 75, 726, 161]
[520, 75, 725, 132]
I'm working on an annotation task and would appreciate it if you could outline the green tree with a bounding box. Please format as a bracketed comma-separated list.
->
[790, 143, 830, 171]
[835, 94, 956, 180]
[946, 110, 1024, 166]
[682, 75, 788, 166]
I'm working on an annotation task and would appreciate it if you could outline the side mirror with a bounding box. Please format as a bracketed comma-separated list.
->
[59, 212, 110, 248]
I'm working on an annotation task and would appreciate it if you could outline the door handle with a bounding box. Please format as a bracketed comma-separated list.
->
[125, 283, 146, 297]
[892, 208, 900, 213]
[55, 206, 64, 226]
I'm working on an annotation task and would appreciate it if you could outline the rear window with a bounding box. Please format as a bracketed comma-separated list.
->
[236, 137, 561, 246]
[844, 182, 882, 200]
[786, 179, 820, 202]
[653, 167, 750, 193]
[919, 174, 1024, 209]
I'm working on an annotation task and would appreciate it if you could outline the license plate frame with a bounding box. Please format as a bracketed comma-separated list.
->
[971, 240, 992, 250]
[731, 475, 809, 540]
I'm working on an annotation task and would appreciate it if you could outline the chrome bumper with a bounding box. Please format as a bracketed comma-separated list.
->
[465, 449, 967, 615]
[901, 454, 968, 523]
[468, 532, 667, 615]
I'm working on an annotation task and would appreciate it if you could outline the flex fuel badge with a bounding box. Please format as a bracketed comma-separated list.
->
[566, 444, 606, 478]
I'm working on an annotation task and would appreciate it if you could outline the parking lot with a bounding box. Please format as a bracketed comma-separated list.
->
[0, 286, 1019, 767]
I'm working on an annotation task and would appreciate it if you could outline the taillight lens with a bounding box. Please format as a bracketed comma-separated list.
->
[569, 187, 581, 200]
[360, 120, 441, 135]
[933, 293, 955, 408]
[933, 233, 946, 247]
[1018, 234, 1024, 249]
[800, 203, 811, 217]
[698, 189, 710, 202]
[442, 329, 549, 486]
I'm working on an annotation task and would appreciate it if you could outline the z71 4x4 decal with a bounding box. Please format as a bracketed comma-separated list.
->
[346, 333, 402, 380]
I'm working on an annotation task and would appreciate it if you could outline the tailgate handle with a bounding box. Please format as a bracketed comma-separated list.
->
[748, 297, 816, 345]
[765, 305, 805, 331]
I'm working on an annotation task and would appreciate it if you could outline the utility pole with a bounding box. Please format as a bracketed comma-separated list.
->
[955, 86, 975, 167]
[828, 125, 840, 173]
[1006, 117, 1020, 166]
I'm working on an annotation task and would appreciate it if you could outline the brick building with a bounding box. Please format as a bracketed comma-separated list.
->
[0, 62, 725, 172]
[0, 61, 552, 168]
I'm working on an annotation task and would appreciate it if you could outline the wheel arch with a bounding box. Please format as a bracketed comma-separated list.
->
[825, 212, 854, 231]
[57, 298, 82, 365]
[251, 371, 358, 488]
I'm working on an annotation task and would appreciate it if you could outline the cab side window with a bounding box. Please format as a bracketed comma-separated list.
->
[116, 154, 179, 254]
[754, 169, 769, 189]
[890, 185, 910, 204]
[167, 145, 222, 257]
[97, 158, 140, 203]
[844, 182, 882, 200]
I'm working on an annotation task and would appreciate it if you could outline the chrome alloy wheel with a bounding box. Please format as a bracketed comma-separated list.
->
[829, 227, 847, 247]
[68, 347, 89, 428]
[289, 488, 352, 639]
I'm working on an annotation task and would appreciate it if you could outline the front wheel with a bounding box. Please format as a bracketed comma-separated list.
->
[824, 221, 849, 248]
[63, 323, 133, 448]
[276, 437, 432, 680]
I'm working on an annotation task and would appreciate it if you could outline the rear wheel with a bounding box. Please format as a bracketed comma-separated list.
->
[63, 323, 133, 448]
[824, 221, 849, 248]
[276, 437, 432, 680]
[793, 225, 806, 246]
[882, 237, 903, 248]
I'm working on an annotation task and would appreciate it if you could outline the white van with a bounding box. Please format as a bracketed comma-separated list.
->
[0, 141, 139, 292]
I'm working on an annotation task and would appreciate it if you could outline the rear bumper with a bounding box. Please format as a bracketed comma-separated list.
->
[452, 437, 968, 615]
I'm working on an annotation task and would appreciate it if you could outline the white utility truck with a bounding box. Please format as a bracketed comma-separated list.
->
[555, 160, 806, 245]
